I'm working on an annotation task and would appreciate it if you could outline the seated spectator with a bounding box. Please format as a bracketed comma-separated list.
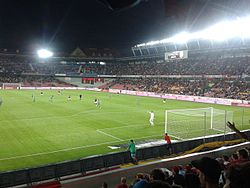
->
[102, 182, 108, 188]
[222, 155, 230, 167]
[185, 172, 201, 188]
[146, 180, 172, 188]
[171, 166, 185, 188]
[230, 153, 238, 162]
[116, 177, 129, 188]
[192, 157, 221, 188]
[224, 162, 250, 188]
[237, 149, 249, 162]
[150, 168, 166, 182]
[133, 173, 149, 188]
[229, 149, 249, 166]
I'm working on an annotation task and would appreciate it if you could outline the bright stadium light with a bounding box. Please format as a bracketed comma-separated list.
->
[37, 49, 53, 58]
[198, 21, 231, 41]
[135, 15, 250, 47]
[168, 32, 191, 44]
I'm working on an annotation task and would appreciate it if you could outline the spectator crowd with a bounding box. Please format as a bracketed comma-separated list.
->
[110, 78, 249, 100]
[0, 53, 249, 100]
[104, 147, 250, 188]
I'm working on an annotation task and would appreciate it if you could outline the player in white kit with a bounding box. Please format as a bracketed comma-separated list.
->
[149, 111, 154, 126]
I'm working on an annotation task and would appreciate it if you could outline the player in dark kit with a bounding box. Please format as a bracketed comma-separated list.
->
[79, 94, 82, 100]
[32, 93, 36, 102]
[49, 95, 54, 102]
[94, 98, 101, 108]
[68, 95, 72, 101]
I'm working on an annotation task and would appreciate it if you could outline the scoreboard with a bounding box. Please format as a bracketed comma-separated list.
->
[165, 50, 188, 61]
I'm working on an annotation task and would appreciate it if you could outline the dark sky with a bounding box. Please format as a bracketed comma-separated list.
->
[0, 0, 249, 53]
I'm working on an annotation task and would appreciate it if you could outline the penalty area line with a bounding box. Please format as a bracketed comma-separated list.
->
[96, 130, 124, 141]
[211, 128, 225, 133]
[99, 121, 165, 131]
[168, 134, 183, 140]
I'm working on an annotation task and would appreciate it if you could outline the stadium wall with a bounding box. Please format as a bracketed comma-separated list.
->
[109, 89, 250, 107]
[1, 131, 250, 188]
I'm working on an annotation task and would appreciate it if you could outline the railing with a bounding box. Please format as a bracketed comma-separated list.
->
[0, 130, 249, 188]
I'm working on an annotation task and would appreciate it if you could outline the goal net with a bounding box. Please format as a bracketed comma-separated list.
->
[2, 83, 21, 90]
[165, 107, 233, 140]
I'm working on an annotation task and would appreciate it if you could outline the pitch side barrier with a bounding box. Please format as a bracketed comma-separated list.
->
[19, 87, 249, 107]
[109, 89, 250, 107]
[1, 131, 250, 188]
[20, 86, 102, 91]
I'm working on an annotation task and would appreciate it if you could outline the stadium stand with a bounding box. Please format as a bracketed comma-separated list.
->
[0, 74, 75, 87]
[0, 50, 249, 100]
[0, 44, 249, 187]
[109, 78, 249, 100]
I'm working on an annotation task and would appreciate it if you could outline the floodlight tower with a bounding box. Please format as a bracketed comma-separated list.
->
[37, 49, 53, 59]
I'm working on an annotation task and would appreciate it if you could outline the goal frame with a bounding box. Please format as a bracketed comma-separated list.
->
[2, 83, 22, 90]
[165, 107, 232, 137]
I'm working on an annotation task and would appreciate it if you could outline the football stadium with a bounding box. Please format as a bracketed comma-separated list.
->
[0, 0, 250, 188]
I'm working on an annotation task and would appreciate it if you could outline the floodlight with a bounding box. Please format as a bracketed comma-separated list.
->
[134, 15, 250, 47]
[169, 32, 191, 43]
[37, 49, 53, 58]
[200, 21, 231, 41]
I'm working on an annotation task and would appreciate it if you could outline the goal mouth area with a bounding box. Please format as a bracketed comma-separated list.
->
[2, 83, 22, 90]
[165, 107, 233, 140]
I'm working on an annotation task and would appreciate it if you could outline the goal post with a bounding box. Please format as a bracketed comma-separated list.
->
[165, 107, 233, 140]
[2, 83, 22, 90]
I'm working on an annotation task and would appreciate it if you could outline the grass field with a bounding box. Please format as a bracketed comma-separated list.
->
[0, 89, 249, 172]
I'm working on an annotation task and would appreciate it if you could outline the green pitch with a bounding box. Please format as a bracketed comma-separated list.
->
[0, 89, 249, 172]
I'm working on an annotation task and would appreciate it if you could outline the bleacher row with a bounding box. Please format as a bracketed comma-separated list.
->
[109, 78, 249, 100]
[0, 52, 249, 100]
[0, 53, 249, 76]
[109, 148, 250, 188]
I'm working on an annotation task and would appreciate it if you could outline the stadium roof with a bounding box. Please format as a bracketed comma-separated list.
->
[0, 0, 249, 53]
[135, 15, 250, 47]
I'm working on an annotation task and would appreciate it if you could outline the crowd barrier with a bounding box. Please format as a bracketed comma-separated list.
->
[109, 89, 250, 107]
[1, 131, 250, 188]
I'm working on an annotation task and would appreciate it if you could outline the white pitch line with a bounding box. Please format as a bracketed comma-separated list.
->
[0, 134, 174, 161]
[0, 140, 122, 161]
[99, 121, 165, 131]
[168, 134, 183, 140]
[211, 128, 225, 133]
[96, 130, 124, 141]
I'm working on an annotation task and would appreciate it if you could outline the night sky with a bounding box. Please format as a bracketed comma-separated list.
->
[0, 0, 249, 53]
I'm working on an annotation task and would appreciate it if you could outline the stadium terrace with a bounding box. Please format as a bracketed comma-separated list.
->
[0, 4, 250, 188]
